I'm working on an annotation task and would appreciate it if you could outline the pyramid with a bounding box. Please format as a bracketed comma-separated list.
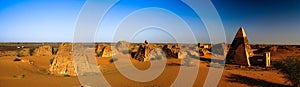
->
[49, 43, 76, 76]
[134, 40, 155, 61]
[50, 43, 99, 76]
[226, 27, 253, 66]
[33, 45, 52, 56]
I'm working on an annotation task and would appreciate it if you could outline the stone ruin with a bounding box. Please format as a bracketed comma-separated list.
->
[133, 42, 201, 61]
[197, 43, 212, 57]
[211, 43, 228, 56]
[33, 45, 52, 56]
[199, 48, 211, 56]
[133, 41, 155, 61]
[50, 43, 98, 76]
[0, 45, 53, 57]
[178, 50, 188, 59]
[134, 42, 199, 60]
[49, 43, 76, 76]
[0, 47, 28, 57]
[179, 44, 200, 59]
[129, 44, 140, 53]
[198, 43, 209, 49]
[101, 46, 117, 57]
[226, 27, 271, 67]
[95, 44, 104, 54]
[149, 48, 165, 60]
[115, 41, 130, 53]
[73, 43, 100, 75]
[250, 52, 271, 67]
[226, 27, 254, 66]
[134, 40, 186, 61]
[95, 44, 117, 57]
[162, 44, 181, 58]
[18, 48, 31, 56]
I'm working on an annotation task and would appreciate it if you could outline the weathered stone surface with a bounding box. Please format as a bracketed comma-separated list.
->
[95, 44, 105, 53]
[198, 43, 209, 49]
[134, 42, 154, 62]
[49, 43, 76, 76]
[199, 48, 211, 56]
[148, 48, 164, 61]
[250, 52, 271, 67]
[162, 45, 180, 58]
[130, 44, 140, 53]
[73, 45, 100, 75]
[178, 50, 187, 59]
[198, 43, 204, 48]
[226, 27, 254, 66]
[186, 49, 199, 58]
[101, 46, 117, 57]
[18, 48, 30, 56]
[180, 44, 200, 58]
[211, 43, 228, 56]
[115, 41, 130, 52]
[33, 45, 52, 56]
[133, 40, 169, 61]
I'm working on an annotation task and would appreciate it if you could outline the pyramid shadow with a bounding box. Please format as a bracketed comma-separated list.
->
[226, 74, 291, 87]
[167, 62, 182, 66]
[191, 56, 225, 64]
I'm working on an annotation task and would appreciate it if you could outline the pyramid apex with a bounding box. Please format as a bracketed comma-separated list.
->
[238, 27, 247, 37]
[239, 26, 244, 30]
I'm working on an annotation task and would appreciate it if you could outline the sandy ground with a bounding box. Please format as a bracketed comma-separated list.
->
[0, 55, 292, 87]
[0, 56, 80, 87]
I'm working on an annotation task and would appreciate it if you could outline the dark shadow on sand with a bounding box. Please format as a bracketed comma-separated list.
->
[167, 63, 182, 66]
[226, 74, 291, 87]
[191, 56, 225, 64]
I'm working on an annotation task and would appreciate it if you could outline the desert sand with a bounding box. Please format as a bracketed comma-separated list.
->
[0, 54, 292, 87]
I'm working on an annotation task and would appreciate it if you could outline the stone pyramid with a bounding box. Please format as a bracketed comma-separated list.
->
[33, 45, 52, 56]
[49, 43, 76, 76]
[226, 27, 253, 66]
[134, 40, 154, 61]
[50, 43, 99, 76]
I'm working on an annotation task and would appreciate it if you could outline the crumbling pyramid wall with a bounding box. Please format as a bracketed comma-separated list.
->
[226, 27, 253, 66]
[134, 41, 155, 61]
[18, 48, 30, 56]
[49, 43, 76, 76]
[33, 45, 52, 56]
[211, 43, 228, 56]
[134, 44, 151, 61]
[133, 40, 171, 61]
[115, 41, 130, 52]
[101, 46, 117, 57]
[95, 44, 105, 53]
[162, 44, 180, 58]
[95, 44, 116, 57]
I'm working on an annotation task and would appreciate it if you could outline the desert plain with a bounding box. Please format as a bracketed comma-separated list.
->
[0, 41, 299, 87]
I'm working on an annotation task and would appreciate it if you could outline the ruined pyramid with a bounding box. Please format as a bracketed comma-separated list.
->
[134, 40, 155, 61]
[49, 43, 76, 76]
[50, 43, 99, 76]
[226, 27, 253, 66]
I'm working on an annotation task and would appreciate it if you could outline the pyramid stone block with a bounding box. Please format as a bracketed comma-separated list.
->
[226, 27, 253, 66]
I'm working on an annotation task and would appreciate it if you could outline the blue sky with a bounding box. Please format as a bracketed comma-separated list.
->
[212, 0, 300, 45]
[0, 0, 299, 44]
